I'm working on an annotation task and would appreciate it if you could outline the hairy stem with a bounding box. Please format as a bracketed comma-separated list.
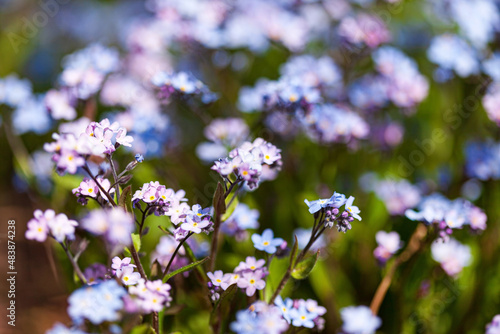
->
[153, 312, 159, 334]
[209, 180, 242, 271]
[107, 155, 121, 202]
[369, 223, 428, 315]
[60, 242, 87, 285]
[130, 242, 147, 280]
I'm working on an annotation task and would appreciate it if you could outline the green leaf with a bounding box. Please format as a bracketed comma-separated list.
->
[221, 196, 239, 222]
[119, 185, 133, 213]
[129, 323, 155, 334]
[163, 257, 209, 283]
[131, 233, 141, 253]
[183, 241, 208, 280]
[123, 247, 131, 258]
[292, 250, 320, 280]
[158, 225, 174, 236]
[290, 235, 299, 268]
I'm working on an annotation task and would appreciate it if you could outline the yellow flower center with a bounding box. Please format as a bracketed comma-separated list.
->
[88, 188, 93, 193]
[289, 94, 298, 102]
[150, 196, 155, 201]
[249, 279, 255, 284]
[263, 241, 269, 246]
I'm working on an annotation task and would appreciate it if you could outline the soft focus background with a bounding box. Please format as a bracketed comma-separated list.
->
[1, 0, 500, 333]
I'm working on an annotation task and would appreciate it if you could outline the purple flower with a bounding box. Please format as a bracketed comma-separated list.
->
[251, 229, 284, 254]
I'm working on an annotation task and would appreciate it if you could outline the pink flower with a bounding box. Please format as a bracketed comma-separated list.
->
[237, 270, 266, 296]
[47, 213, 78, 242]
[208, 270, 230, 290]
[119, 266, 141, 286]
[116, 128, 134, 147]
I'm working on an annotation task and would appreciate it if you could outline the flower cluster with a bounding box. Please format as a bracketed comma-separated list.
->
[25, 209, 78, 243]
[275, 296, 326, 330]
[44, 118, 133, 175]
[238, 55, 341, 115]
[132, 182, 186, 215]
[59, 43, 120, 100]
[68, 280, 126, 325]
[132, 182, 213, 238]
[338, 13, 391, 48]
[230, 301, 289, 334]
[81, 208, 135, 247]
[152, 71, 217, 104]
[211, 138, 282, 189]
[146, 0, 326, 52]
[427, 34, 479, 79]
[72, 176, 115, 205]
[373, 231, 402, 264]
[370, 46, 429, 108]
[465, 140, 500, 180]
[304, 192, 361, 232]
[405, 193, 487, 239]
[221, 203, 260, 240]
[362, 174, 421, 215]
[340, 305, 382, 334]
[299, 104, 369, 143]
[196, 118, 250, 163]
[111, 256, 173, 313]
[127, 278, 173, 314]
[208, 256, 267, 299]
[431, 238, 472, 277]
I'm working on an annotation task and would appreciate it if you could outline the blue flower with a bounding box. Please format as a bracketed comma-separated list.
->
[135, 154, 144, 163]
[289, 305, 316, 328]
[251, 229, 284, 254]
[46, 323, 87, 334]
[275, 296, 294, 323]
[304, 198, 332, 214]
[230, 309, 259, 334]
[345, 196, 362, 221]
[330, 192, 347, 208]
[68, 280, 126, 325]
